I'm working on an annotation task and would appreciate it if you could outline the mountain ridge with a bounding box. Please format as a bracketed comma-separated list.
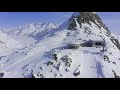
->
[1, 22, 58, 39]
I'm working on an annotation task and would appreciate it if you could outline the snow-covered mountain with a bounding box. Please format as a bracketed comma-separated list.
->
[0, 12, 120, 78]
[1, 22, 58, 40]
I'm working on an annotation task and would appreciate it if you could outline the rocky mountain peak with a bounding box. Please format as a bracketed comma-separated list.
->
[68, 12, 110, 34]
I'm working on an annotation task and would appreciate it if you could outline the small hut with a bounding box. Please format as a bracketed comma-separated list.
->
[91, 40, 105, 48]
[81, 40, 105, 48]
[80, 39, 106, 52]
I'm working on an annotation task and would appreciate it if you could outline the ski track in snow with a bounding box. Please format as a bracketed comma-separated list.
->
[79, 50, 104, 78]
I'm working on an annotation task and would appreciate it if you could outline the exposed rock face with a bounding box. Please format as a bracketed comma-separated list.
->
[68, 12, 111, 35]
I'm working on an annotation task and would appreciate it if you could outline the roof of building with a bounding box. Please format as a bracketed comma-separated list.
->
[88, 39, 105, 43]
[68, 42, 80, 45]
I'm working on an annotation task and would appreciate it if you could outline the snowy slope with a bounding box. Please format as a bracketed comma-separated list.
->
[0, 31, 23, 56]
[0, 12, 120, 78]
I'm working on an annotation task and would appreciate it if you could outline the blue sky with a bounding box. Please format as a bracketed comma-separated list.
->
[0, 12, 120, 35]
